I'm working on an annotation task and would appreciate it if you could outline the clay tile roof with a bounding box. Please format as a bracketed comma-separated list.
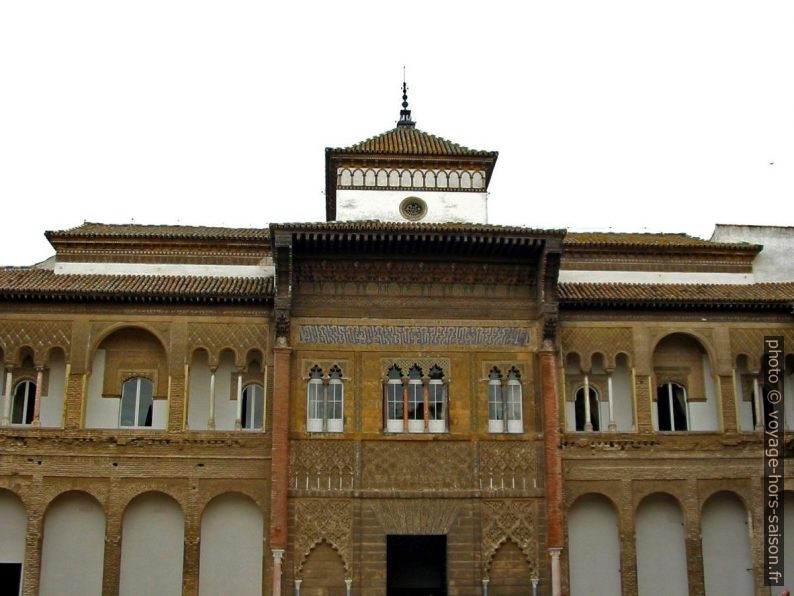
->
[564, 232, 760, 251]
[559, 282, 794, 309]
[0, 269, 273, 304]
[331, 127, 496, 157]
[46, 222, 270, 241]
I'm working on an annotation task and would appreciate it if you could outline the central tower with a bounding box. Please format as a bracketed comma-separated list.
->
[324, 83, 498, 223]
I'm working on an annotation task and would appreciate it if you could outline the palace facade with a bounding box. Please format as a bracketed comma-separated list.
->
[0, 90, 793, 596]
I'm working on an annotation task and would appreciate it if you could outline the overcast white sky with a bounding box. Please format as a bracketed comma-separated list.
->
[1, 1, 792, 266]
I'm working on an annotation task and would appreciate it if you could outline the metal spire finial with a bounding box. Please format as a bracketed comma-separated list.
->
[397, 68, 415, 127]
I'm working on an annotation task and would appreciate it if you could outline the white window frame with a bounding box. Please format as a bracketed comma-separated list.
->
[488, 377, 504, 433]
[307, 377, 324, 432]
[428, 379, 446, 433]
[505, 378, 523, 434]
[242, 383, 264, 431]
[407, 376, 424, 433]
[11, 380, 36, 426]
[386, 377, 404, 433]
[326, 377, 344, 433]
[119, 377, 154, 428]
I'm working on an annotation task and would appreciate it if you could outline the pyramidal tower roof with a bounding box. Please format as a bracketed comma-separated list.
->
[324, 82, 498, 221]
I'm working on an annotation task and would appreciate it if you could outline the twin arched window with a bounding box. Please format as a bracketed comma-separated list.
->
[11, 380, 36, 425]
[119, 377, 153, 428]
[307, 366, 343, 433]
[385, 364, 447, 433]
[487, 367, 523, 433]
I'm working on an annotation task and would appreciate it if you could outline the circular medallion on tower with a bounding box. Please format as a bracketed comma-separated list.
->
[399, 197, 428, 221]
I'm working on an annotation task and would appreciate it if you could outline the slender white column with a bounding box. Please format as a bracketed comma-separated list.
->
[607, 372, 617, 431]
[583, 374, 593, 431]
[682, 385, 691, 430]
[1, 367, 12, 425]
[344, 579, 352, 596]
[481, 578, 489, 596]
[207, 367, 217, 430]
[531, 577, 540, 596]
[753, 377, 762, 431]
[235, 372, 243, 430]
[549, 547, 562, 596]
[272, 548, 284, 596]
[294, 578, 301, 596]
[31, 367, 44, 427]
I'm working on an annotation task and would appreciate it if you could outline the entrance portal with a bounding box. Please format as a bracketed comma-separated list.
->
[386, 535, 446, 596]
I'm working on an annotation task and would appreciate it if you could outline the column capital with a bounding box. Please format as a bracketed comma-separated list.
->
[548, 546, 563, 556]
[272, 547, 285, 563]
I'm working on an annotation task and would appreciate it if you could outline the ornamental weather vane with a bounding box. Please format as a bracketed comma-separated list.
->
[397, 68, 415, 127]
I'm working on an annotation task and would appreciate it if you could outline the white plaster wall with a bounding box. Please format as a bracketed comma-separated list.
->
[701, 493, 754, 596]
[85, 350, 117, 428]
[55, 262, 273, 278]
[688, 357, 718, 431]
[335, 189, 488, 224]
[85, 349, 167, 429]
[613, 362, 634, 431]
[119, 493, 184, 596]
[568, 494, 622, 595]
[0, 491, 26, 564]
[771, 492, 794, 596]
[188, 353, 211, 430]
[736, 372, 755, 432]
[40, 353, 65, 428]
[215, 353, 237, 431]
[199, 494, 263, 596]
[635, 494, 688, 596]
[40, 492, 105, 596]
[558, 270, 754, 284]
[711, 224, 794, 282]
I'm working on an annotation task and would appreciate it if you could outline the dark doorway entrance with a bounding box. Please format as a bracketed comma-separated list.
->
[0, 563, 22, 596]
[387, 535, 447, 596]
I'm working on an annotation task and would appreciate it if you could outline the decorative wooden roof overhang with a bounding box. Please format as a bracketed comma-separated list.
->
[271, 221, 562, 259]
[562, 232, 761, 273]
[324, 127, 498, 221]
[268, 221, 565, 344]
[0, 269, 273, 305]
[46, 222, 272, 264]
[559, 282, 794, 311]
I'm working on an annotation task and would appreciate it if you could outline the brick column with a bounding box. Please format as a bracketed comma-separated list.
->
[269, 346, 292, 595]
[63, 372, 86, 430]
[22, 510, 42, 596]
[182, 507, 201, 596]
[634, 373, 654, 433]
[718, 374, 739, 433]
[619, 481, 638, 596]
[683, 483, 705, 596]
[540, 349, 564, 595]
[102, 518, 122, 596]
[168, 374, 187, 432]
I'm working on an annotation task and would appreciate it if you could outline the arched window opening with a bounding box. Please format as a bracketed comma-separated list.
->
[407, 365, 424, 432]
[242, 383, 264, 430]
[574, 387, 600, 431]
[425, 171, 436, 188]
[307, 366, 324, 433]
[11, 380, 36, 425]
[506, 367, 523, 433]
[376, 170, 388, 186]
[339, 169, 352, 186]
[364, 170, 376, 186]
[487, 367, 504, 433]
[386, 365, 404, 432]
[352, 169, 364, 186]
[448, 171, 460, 188]
[327, 366, 344, 432]
[428, 365, 446, 433]
[119, 377, 154, 428]
[656, 382, 688, 431]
